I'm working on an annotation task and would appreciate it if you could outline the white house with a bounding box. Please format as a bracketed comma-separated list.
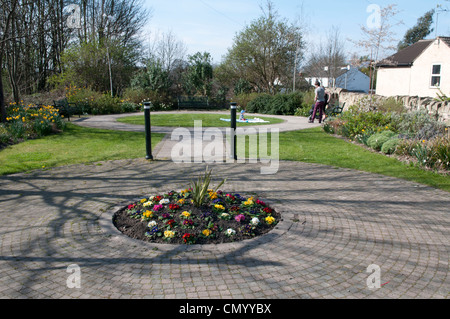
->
[304, 67, 370, 93]
[376, 37, 450, 98]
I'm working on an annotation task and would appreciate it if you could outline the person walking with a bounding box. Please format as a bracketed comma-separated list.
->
[309, 81, 326, 123]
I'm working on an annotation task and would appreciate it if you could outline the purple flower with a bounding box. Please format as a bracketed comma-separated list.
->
[161, 213, 171, 219]
[235, 214, 245, 223]
[200, 211, 213, 219]
[153, 204, 163, 212]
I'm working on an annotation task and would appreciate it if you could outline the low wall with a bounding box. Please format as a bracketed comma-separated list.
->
[328, 88, 450, 124]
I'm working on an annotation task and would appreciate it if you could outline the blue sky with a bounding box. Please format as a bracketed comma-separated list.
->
[141, 0, 450, 64]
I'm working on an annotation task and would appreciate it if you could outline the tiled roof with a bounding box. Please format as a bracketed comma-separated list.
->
[377, 37, 450, 68]
[439, 36, 450, 47]
[377, 39, 433, 67]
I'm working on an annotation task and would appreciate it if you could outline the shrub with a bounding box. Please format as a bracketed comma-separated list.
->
[381, 138, 400, 154]
[246, 92, 305, 115]
[120, 101, 140, 113]
[397, 110, 445, 139]
[234, 92, 260, 109]
[355, 129, 375, 146]
[394, 137, 450, 171]
[329, 110, 395, 140]
[378, 97, 406, 114]
[367, 130, 397, 151]
[90, 94, 122, 115]
[0, 124, 9, 144]
[268, 92, 303, 115]
[246, 94, 272, 114]
[66, 85, 102, 107]
[122, 87, 151, 104]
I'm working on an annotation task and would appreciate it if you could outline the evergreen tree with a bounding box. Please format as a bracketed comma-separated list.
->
[398, 10, 435, 50]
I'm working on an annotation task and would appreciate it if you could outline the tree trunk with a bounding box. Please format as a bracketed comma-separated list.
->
[0, 55, 6, 123]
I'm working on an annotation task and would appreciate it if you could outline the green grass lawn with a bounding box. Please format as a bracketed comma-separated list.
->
[1, 122, 448, 192]
[0, 123, 164, 175]
[277, 127, 449, 192]
[116, 113, 285, 127]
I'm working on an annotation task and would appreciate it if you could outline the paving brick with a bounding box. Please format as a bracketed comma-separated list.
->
[0, 144, 449, 299]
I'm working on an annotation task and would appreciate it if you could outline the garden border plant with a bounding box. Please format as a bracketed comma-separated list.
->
[323, 103, 450, 174]
[113, 168, 281, 245]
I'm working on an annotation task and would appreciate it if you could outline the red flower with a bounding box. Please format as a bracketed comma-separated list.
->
[166, 219, 176, 227]
[168, 204, 180, 210]
[183, 233, 195, 244]
[226, 194, 236, 201]
[256, 199, 266, 206]
[263, 207, 273, 214]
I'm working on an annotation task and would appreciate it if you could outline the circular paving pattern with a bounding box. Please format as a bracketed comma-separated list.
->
[0, 159, 448, 299]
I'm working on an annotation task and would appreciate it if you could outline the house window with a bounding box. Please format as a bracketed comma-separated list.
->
[431, 64, 441, 87]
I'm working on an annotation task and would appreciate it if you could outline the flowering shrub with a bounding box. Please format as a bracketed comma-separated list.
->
[2, 102, 65, 145]
[115, 188, 280, 245]
[323, 105, 449, 173]
[396, 137, 450, 171]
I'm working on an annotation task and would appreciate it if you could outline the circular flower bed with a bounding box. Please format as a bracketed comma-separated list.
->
[113, 188, 281, 245]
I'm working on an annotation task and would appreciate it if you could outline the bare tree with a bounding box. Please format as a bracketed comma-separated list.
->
[303, 26, 347, 87]
[351, 4, 402, 95]
[145, 29, 187, 72]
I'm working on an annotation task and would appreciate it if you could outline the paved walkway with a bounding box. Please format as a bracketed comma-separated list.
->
[72, 111, 321, 160]
[0, 112, 448, 299]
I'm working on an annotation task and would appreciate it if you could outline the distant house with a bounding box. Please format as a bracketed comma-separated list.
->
[304, 67, 370, 93]
[335, 67, 371, 93]
[376, 37, 450, 98]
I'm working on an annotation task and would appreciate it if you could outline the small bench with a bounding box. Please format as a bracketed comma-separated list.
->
[325, 102, 346, 117]
[53, 98, 82, 121]
[177, 96, 210, 110]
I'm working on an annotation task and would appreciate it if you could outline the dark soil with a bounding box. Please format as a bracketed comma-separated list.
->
[113, 192, 282, 245]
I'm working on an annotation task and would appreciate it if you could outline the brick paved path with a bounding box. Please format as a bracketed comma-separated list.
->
[0, 159, 448, 299]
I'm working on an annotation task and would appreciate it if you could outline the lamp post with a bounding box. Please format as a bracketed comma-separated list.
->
[144, 101, 153, 160]
[230, 102, 237, 161]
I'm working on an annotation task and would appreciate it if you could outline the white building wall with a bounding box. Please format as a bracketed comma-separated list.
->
[376, 38, 450, 98]
[409, 39, 450, 97]
[376, 67, 412, 96]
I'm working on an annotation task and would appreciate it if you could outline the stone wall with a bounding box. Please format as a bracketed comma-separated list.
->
[328, 88, 450, 125]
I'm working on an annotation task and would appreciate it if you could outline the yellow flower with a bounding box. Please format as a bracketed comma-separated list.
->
[178, 198, 186, 205]
[265, 216, 275, 225]
[181, 211, 191, 217]
[142, 210, 153, 218]
[140, 198, 147, 203]
[214, 204, 225, 210]
[202, 229, 212, 237]
[209, 191, 218, 200]
[164, 230, 175, 238]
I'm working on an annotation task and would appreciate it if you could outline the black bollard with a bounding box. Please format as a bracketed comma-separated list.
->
[144, 101, 153, 160]
[230, 102, 237, 160]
